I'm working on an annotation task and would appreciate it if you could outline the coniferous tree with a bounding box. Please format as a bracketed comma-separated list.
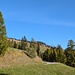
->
[67, 40, 75, 49]
[14, 41, 16, 48]
[30, 38, 36, 48]
[49, 48, 54, 62]
[0, 11, 8, 55]
[30, 38, 37, 51]
[21, 36, 28, 50]
[18, 42, 21, 49]
[52, 48, 57, 62]
[14, 41, 18, 49]
[56, 45, 66, 63]
[65, 40, 75, 67]
[9, 39, 14, 47]
[37, 43, 40, 56]
[43, 48, 51, 61]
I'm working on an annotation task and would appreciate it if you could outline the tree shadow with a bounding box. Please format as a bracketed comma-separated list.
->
[0, 73, 9, 75]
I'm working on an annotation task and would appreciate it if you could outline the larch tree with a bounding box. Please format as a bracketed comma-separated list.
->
[0, 11, 8, 55]
[21, 36, 28, 50]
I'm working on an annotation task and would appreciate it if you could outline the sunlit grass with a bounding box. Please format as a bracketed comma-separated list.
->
[0, 64, 75, 75]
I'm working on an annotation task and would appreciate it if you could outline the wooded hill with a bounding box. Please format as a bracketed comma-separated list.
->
[7, 37, 50, 54]
[7, 37, 75, 68]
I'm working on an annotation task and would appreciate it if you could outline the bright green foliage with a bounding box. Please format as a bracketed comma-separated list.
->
[0, 11, 8, 55]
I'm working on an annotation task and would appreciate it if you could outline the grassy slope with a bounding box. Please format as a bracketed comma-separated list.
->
[0, 47, 43, 68]
[0, 47, 75, 75]
[0, 64, 75, 75]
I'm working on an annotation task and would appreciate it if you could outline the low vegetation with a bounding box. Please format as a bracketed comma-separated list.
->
[25, 48, 37, 58]
[0, 64, 75, 75]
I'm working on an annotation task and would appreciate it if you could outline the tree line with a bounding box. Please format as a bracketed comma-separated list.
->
[0, 11, 75, 68]
[43, 40, 75, 68]
[8, 37, 40, 58]
[8, 36, 75, 68]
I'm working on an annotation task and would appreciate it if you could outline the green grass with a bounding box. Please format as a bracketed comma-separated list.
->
[0, 64, 75, 75]
[8, 47, 21, 51]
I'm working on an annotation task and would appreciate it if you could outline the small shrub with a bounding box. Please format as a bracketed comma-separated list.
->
[25, 48, 36, 58]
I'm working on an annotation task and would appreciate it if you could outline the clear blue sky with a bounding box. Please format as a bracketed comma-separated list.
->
[0, 0, 75, 49]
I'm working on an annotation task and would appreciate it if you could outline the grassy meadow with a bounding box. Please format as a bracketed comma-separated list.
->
[0, 64, 75, 75]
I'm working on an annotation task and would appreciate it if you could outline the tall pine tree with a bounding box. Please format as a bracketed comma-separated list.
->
[0, 11, 8, 55]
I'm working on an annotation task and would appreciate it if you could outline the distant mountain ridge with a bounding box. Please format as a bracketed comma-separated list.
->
[7, 37, 49, 46]
[7, 37, 50, 53]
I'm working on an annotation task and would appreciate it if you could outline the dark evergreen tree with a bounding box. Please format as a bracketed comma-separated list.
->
[18, 42, 21, 49]
[14, 41, 16, 48]
[49, 47, 57, 62]
[37, 43, 40, 56]
[67, 40, 75, 49]
[56, 45, 66, 63]
[65, 40, 75, 67]
[43, 48, 51, 61]
[52, 48, 57, 62]
[0, 11, 8, 55]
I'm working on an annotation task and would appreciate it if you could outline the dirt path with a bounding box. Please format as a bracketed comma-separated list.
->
[46, 62, 60, 64]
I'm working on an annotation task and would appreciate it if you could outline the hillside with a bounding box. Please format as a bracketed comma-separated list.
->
[7, 38, 49, 53]
[0, 47, 75, 75]
[0, 47, 43, 68]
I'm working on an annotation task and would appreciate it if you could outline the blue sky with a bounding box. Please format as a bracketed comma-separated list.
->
[0, 0, 75, 49]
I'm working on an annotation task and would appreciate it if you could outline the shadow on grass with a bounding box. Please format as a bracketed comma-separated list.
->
[0, 73, 9, 75]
